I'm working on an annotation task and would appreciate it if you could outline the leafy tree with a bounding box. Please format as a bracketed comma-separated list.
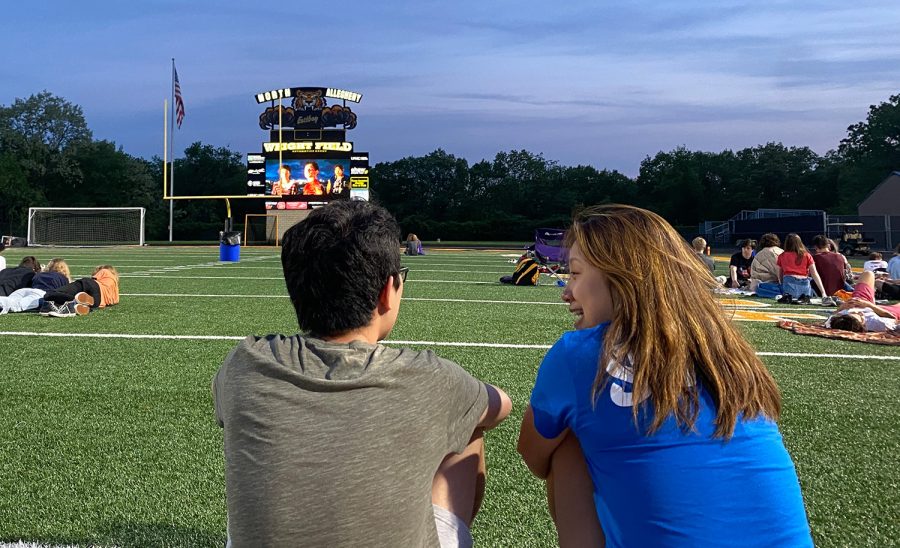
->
[0, 91, 92, 197]
[836, 93, 900, 211]
[0, 153, 45, 234]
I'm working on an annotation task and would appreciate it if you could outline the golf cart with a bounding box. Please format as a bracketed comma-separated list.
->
[827, 223, 875, 256]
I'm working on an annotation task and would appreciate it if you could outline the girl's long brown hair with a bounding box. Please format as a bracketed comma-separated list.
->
[783, 233, 808, 266]
[566, 204, 781, 438]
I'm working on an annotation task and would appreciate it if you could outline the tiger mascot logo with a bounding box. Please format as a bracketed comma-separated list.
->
[293, 90, 326, 111]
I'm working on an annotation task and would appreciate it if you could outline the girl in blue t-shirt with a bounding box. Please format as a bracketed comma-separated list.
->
[517, 204, 812, 548]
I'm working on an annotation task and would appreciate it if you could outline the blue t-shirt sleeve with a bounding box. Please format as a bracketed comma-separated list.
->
[529, 337, 576, 439]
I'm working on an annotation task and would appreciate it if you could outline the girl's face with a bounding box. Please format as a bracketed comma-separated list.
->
[562, 241, 614, 329]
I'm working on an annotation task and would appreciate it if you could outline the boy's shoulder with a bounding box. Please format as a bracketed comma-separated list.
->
[222, 334, 462, 381]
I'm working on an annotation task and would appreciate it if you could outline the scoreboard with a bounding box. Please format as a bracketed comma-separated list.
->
[246, 87, 369, 209]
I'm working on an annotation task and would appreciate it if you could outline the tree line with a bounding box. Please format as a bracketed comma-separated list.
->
[1, 90, 898, 241]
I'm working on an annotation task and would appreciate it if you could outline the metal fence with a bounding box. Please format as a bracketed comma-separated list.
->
[697, 213, 899, 253]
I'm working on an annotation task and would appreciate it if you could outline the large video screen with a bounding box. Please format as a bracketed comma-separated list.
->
[264, 158, 351, 199]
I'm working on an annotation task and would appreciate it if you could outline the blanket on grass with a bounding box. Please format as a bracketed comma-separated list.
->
[777, 320, 900, 346]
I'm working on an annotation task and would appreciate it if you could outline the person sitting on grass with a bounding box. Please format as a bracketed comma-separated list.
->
[0, 256, 41, 297]
[812, 235, 853, 302]
[0, 258, 70, 314]
[863, 252, 889, 273]
[39, 265, 119, 317]
[517, 204, 812, 547]
[776, 234, 826, 305]
[889, 243, 900, 280]
[825, 270, 900, 332]
[213, 200, 512, 547]
[405, 233, 425, 256]
[749, 232, 783, 291]
[691, 236, 714, 273]
[726, 239, 754, 288]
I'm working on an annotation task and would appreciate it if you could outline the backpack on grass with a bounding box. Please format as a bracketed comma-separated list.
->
[500, 256, 540, 286]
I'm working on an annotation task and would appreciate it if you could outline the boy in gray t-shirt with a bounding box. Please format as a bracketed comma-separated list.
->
[213, 201, 511, 547]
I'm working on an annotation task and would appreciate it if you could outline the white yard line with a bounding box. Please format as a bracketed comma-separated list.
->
[114, 293, 834, 313]
[116, 276, 500, 283]
[1, 331, 898, 360]
[118, 293, 569, 306]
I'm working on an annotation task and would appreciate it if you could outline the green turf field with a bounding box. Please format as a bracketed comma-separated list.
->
[0, 247, 898, 547]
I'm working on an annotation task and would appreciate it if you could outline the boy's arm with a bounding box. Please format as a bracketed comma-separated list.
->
[517, 405, 568, 479]
[477, 383, 512, 430]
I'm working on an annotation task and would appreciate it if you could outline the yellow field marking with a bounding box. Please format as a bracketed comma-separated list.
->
[718, 298, 769, 308]
[730, 310, 824, 322]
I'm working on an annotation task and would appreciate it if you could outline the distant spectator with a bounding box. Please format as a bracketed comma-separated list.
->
[405, 233, 424, 256]
[863, 252, 888, 273]
[889, 243, 900, 280]
[777, 234, 826, 304]
[0, 242, 6, 271]
[750, 233, 783, 288]
[812, 235, 852, 299]
[0, 256, 41, 297]
[727, 239, 755, 288]
[691, 237, 715, 273]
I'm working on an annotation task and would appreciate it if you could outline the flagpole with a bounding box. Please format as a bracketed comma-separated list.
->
[169, 58, 176, 242]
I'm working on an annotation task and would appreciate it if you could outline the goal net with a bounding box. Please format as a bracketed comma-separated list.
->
[27, 207, 146, 246]
[244, 214, 280, 246]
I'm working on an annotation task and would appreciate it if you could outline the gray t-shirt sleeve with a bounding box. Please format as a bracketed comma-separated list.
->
[431, 355, 489, 455]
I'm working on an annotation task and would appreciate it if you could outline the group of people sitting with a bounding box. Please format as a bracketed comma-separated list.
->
[691, 234, 900, 333]
[214, 201, 813, 547]
[0, 247, 120, 317]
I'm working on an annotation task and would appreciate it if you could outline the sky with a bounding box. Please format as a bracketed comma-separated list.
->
[2, 0, 899, 176]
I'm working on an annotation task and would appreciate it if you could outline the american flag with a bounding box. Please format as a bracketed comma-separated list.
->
[174, 66, 185, 129]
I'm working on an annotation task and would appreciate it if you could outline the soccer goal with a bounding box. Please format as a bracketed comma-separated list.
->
[27, 207, 146, 246]
[244, 213, 280, 246]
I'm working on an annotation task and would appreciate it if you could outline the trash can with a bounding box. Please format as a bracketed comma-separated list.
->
[219, 231, 241, 262]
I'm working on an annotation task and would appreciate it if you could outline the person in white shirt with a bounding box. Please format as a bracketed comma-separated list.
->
[0, 243, 6, 271]
[863, 252, 888, 273]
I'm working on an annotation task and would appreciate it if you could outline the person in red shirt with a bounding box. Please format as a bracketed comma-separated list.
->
[776, 234, 826, 304]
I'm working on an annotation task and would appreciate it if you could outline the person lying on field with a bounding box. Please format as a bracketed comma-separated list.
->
[38, 265, 120, 318]
[0, 256, 41, 297]
[826, 271, 900, 333]
[213, 200, 511, 548]
[0, 258, 70, 314]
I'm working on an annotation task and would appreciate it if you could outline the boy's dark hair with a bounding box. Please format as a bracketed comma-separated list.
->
[829, 314, 865, 332]
[738, 239, 756, 249]
[812, 235, 829, 249]
[281, 200, 401, 337]
[19, 256, 41, 273]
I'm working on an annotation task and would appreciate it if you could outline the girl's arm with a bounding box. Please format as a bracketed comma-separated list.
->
[809, 263, 827, 297]
[777, 264, 784, 284]
[517, 405, 569, 479]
